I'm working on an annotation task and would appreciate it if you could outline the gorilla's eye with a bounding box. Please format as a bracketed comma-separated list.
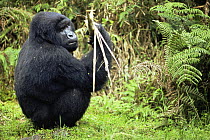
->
[60, 26, 67, 31]
[60, 25, 69, 31]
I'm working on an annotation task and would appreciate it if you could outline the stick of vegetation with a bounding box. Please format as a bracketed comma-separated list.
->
[86, 10, 95, 37]
[86, 10, 119, 92]
[86, 10, 97, 92]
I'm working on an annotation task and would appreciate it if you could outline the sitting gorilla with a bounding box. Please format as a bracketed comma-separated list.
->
[14, 12, 112, 129]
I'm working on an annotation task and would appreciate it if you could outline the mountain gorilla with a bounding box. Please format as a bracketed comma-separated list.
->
[14, 12, 112, 129]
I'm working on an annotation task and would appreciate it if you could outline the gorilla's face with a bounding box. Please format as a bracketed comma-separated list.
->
[57, 17, 78, 52]
[29, 12, 78, 52]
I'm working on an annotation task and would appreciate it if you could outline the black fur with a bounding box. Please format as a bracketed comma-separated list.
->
[14, 12, 112, 129]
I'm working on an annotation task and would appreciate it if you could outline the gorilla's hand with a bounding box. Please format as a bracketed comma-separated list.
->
[87, 23, 106, 46]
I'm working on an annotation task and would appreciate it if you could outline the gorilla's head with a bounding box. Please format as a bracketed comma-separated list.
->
[29, 12, 78, 52]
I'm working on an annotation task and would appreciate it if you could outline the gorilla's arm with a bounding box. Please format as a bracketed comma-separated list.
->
[57, 54, 93, 92]
[81, 25, 112, 91]
[58, 25, 112, 92]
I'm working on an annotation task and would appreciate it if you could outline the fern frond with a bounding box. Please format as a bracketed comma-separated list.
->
[181, 95, 199, 118]
[177, 74, 199, 87]
[166, 47, 209, 68]
[166, 46, 208, 86]
[153, 20, 173, 38]
[190, 25, 210, 42]
[172, 47, 209, 61]
[181, 95, 195, 107]
[168, 58, 200, 72]
[173, 65, 202, 81]
[173, 64, 202, 86]
[164, 2, 186, 9]
[151, 2, 209, 21]
[183, 86, 207, 103]
[167, 32, 187, 53]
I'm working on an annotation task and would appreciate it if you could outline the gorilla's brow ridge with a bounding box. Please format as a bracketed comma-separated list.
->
[57, 18, 71, 30]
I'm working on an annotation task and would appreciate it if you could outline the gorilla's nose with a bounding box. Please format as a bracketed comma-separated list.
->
[67, 31, 77, 40]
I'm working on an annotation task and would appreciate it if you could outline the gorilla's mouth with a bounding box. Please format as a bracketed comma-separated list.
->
[68, 42, 77, 46]
[65, 41, 78, 53]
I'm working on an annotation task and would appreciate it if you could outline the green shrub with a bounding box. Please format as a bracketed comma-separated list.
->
[151, 2, 210, 119]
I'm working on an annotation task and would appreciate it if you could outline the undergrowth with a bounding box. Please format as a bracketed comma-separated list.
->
[1, 97, 210, 139]
[150, 1, 210, 120]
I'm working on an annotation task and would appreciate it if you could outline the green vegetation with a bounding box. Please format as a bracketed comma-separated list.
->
[1, 97, 210, 139]
[150, 2, 210, 120]
[1, 0, 210, 139]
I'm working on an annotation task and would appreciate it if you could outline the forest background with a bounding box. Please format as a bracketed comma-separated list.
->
[0, 0, 210, 139]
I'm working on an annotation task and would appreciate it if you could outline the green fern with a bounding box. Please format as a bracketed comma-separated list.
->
[150, 2, 209, 21]
[151, 2, 210, 119]
[153, 21, 173, 38]
[179, 86, 207, 119]
[151, 2, 210, 33]
[153, 21, 210, 87]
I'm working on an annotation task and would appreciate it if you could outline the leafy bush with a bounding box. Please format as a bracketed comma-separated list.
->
[150, 2, 210, 119]
[93, 61, 168, 120]
[0, 7, 32, 49]
[0, 47, 20, 101]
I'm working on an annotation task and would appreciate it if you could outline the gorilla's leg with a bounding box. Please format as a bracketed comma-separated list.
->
[20, 98, 55, 129]
[53, 90, 91, 127]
